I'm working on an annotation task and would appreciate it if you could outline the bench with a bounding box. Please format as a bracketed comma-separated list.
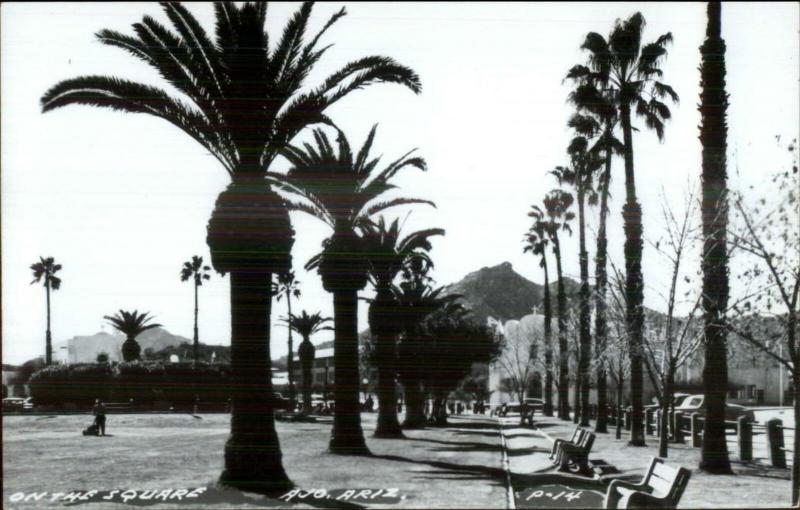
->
[604, 457, 691, 509]
[549, 427, 585, 461]
[557, 430, 596, 476]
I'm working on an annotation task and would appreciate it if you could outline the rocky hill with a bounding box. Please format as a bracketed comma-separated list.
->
[53, 327, 192, 363]
[443, 261, 579, 323]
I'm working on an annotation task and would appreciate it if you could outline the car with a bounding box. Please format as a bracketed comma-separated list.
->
[675, 394, 755, 422]
[2, 397, 26, 411]
[272, 392, 292, 411]
[643, 393, 692, 411]
[524, 398, 545, 412]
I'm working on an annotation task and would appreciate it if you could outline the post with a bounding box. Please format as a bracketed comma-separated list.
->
[669, 410, 676, 441]
[655, 409, 662, 438]
[674, 411, 685, 443]
[645, 408, 655, 436]
[691, 412, 703, 448]
[766, 418, 786, 468]
[625, 409, 631, 431]
[737, 416, 752, 462]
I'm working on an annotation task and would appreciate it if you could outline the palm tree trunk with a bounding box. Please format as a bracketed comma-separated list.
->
[554, 236, 570, 421]
[193, 280, 199, 363]
[699, 0, 732, 474]
[371, 288, 403, 438]
[286, 289, 295, 410]
[45, 281, 52, 365]
[578, 189, 591, 427]
[301, 335, 313, 414]
[616, 381, 623, 440]
[543, 260, 554, 417]
[220, 270, 291, 492]
[595, 150, 612, 433]
[620, 102, 646, 447]
[659, 369, 674, 458]
[573, 371, 580, 424]
[329, 289, 369, 455]
[792, 370, 799, 506]
[402, 376, 426, 428]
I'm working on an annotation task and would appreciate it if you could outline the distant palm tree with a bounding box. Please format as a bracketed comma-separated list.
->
[273, 271, 301, 408]
[568, 12, 678, 445]
[543, 190, 575, 420]
[180, 256, 211, 363]
[41, 2, 420, 490]
[282, 311, 333, 414]
[552, 137, 601, 427]
[361, 216, 444, 437]
[103, 310, 161, 362]
[699, 1, 732, 475]
[523, 210, 554, 416]
[565, 99, 624, 434]
[282, 126, 432, 454]
[30, 257, 62, 365]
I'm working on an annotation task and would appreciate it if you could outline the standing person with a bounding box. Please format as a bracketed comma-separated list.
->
[93, 399, 106, 436]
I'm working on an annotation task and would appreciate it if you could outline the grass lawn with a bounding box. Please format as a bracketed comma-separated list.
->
[3, 413, 507, 509]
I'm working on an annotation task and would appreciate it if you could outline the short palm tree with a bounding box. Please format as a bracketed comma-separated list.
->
[41, 2, 420, 490]
[543, 189, 575, 420]
[30, 257, 62, 365]
[103, 310, 162, 362]
[524, 210, 553, 416]
[282, 311, 333, 414]
[180, 255, 211, 363]
[273, 271, 301, 408]
[568, 11, 678, 445]
[361, 216, 444, 437]
[282, 125, 432, 454]
[552, 136, 601, 427]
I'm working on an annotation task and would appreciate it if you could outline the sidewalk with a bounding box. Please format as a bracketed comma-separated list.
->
[497, 414, 794, 509]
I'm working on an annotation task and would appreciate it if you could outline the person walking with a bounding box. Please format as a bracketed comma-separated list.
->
[93, 399, 107, 436]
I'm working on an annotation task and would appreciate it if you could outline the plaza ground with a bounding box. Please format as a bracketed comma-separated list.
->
[3, 411, 796, 509]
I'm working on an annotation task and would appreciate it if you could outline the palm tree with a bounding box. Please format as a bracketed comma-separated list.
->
[552, 137, 601, 427]
[273, 271, 301, 408]
[542, 190, 574, 420]
[361, 216, 444, 437]
[41, 2, 420, 491]
[103, 310, 161, 362]
[282, 311, 333, 413]
[30, 257, 62, 365]
[282, 126, 432, 454]
[180, 255, 211, 363]
[566, 90, 624, 434]
[395, 278, 458, 428]
[524, 209, 554, 416]
[699, 1, 732, 474]
[568, 12, 679, 445]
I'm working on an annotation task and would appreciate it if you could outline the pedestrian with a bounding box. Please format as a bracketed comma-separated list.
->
[93, 399, 107, 436]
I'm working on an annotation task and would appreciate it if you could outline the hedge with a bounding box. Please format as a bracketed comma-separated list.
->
[29, 361, 232, 409]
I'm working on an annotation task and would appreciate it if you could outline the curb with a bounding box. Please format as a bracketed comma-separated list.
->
[496, 417, 516, 510]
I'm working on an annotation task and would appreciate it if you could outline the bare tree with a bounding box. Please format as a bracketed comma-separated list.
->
[642, 187, 705, 458]
[728, 138, 799, 505]
[495, 315, 543, 423]
[606, 262, 632, 440]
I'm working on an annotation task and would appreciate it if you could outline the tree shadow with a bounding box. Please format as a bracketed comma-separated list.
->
[369, 453, 507, 483]
[507, 446, 552, 457]
[411, 468, 505, 484]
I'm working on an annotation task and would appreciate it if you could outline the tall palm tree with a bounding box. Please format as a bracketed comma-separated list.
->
[103, 310, 162, 362]
[552, 137, 601, 427]
[41, 2, 420, 491]
[699, 1, 732, 474]
[361, 216, 444, 437]
[524, 209, 554, 416]
[543, 190, 575, 420]
[566, 91, 624, 434]
[273, 271, 301, 408]
[568, 12, 678, 445]
[282, 126, 432, 454]
[30, 257, 62, 365]
[282, 311, 333, 413]
[180, 255, 211, 363]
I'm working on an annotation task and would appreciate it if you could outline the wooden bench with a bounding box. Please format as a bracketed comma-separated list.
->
[604, 457, 691, 509]
[557, 430, 596, 475]
[549, 427, 585, 461]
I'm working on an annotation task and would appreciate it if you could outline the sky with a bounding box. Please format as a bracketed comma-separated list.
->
[2, 2, 798, 365]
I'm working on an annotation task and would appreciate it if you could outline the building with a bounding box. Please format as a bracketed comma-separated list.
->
[2, 364, 26, 398]
[291, 346, 335, 395]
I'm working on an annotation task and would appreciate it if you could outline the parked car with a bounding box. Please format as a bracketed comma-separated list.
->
[676, 394, 755, 422]
[2, 397, 33, 411]
[643, 393, 692, 411]
[272, 392, 292, 411]
[524, 398, 545, 413]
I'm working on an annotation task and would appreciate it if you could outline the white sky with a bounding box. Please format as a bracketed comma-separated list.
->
[2, 2, 798, 365]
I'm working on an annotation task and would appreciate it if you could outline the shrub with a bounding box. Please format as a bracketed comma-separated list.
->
[29, 363, 113, 407]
